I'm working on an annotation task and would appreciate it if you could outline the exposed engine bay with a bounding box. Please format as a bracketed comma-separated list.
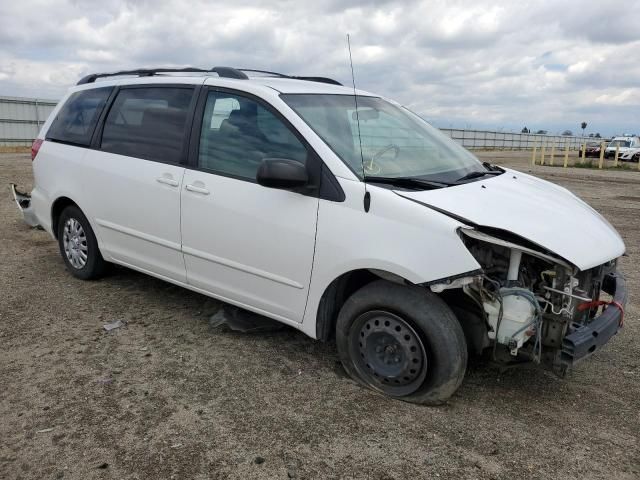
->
[442, 228, 620, 374]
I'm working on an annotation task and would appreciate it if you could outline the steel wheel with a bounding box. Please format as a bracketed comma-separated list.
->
[62, 217, 88, 269]
[349, 310, 428, 397]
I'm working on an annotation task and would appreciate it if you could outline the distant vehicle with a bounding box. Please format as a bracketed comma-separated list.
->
[10, 66, 627, 404]
[619, 147, 640, 162]
[605, 136, 640, 158]
[581, 142, 602, 158]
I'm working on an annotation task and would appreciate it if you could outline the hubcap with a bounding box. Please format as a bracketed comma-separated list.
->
[62, 218, 88, 269]
[350, 310, 428, 396]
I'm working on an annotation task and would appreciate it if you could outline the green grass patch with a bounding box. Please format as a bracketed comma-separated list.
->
[539, 160, 638, 171]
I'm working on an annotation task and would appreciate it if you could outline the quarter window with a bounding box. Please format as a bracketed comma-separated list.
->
[101, 87, 194, 163]
[198, 91, 307, 180]
[47, 87, 112, 146]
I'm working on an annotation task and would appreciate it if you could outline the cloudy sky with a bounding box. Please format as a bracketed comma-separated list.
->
[1, 0, 638, 135]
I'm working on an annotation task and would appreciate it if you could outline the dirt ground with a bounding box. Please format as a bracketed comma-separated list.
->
[1, 151, 638, 480]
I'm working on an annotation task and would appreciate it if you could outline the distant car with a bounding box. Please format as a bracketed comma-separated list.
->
[619, 148, 640, 162]
[581, 142, 601, 158]
[605, 136, 640, 158]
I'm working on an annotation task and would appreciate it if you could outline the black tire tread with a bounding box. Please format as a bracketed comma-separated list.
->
[336, 280, 468, 405]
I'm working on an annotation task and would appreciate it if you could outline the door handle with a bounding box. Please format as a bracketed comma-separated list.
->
[185, 184, 210, 195]
[156, 176, 179, 187]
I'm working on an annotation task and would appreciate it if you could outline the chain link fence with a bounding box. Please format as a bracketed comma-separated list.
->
[439, 128, 592, 151]
[0, 95, 596, 153]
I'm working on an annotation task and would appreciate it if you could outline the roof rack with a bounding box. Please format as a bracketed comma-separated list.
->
[239, 69, 342, 86]
[76, 66, 342, 86]
[76, 66, 249, 85]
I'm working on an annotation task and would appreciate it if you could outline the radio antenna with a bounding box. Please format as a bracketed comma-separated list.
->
[347, 34, 370, 211]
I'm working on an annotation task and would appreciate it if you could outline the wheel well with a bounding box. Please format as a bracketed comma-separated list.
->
[316, 270, 489, 354]
[51, 197, 78, 239]
[315, 269, 412, 342]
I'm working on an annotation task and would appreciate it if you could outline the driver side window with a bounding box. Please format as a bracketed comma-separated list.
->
[198, 91, 308, 181]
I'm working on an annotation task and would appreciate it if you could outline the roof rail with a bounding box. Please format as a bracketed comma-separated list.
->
[76, 66, 342, 86]
[76, 66, 249, 85]
[238, 69, 342, 86]
[292, 76, 342, 86]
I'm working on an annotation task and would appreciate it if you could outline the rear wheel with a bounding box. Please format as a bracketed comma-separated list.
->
[336, 280, 467, 404]
[57, 205, 107, 280]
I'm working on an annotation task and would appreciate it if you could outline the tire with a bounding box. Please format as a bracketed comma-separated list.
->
[57, 205, 107, 280]
[336, 280, 467, 405]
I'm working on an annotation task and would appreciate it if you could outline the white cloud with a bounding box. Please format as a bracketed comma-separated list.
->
[0, 0, 638, 135]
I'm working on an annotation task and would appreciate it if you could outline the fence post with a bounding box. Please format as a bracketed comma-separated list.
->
[540, 142, 546, 166]
[550, 144, 556, 166]
[564, 140, 569, 168]
[614, 145, 619, 167]
[581, 141, 587, 162]
[598, 141, 605, 169]
[531, 144, 537, 166]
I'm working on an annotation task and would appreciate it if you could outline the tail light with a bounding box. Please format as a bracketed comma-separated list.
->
[31, 139, 43, 161]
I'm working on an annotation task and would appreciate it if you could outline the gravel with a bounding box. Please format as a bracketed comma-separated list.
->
[1, 152, 638, 479]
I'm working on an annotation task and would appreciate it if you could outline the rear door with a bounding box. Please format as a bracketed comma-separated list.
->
[180, 88, 319, 322]
[82, 85, 197, 282]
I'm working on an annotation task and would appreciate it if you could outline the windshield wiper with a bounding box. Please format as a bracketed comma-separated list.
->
[364, 176, 454, 190]
[455, 169, 503, 183]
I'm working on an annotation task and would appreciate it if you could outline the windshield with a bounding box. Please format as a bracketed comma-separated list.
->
[281, 94, 484, 183]
[609, 140, 631, 148]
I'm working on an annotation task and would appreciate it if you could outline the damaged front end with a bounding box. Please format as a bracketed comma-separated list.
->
[453, 227, 626, 375]
[10, 184, 40, 228]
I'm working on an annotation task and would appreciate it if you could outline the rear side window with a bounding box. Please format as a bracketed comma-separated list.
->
[100, 87, 194, 163]
[47, 87, 112, 146]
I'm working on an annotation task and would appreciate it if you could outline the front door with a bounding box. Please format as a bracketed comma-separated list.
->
[180, 89, 318, 322]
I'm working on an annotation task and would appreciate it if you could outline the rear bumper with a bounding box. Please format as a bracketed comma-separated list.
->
[10, 184, 40, 228]
[560, 271, 627, 366]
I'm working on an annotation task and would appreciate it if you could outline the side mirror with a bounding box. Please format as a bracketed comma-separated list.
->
[256, 158, 309, 190]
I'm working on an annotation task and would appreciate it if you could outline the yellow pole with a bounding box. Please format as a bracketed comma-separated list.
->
[614, 145, 619, 167]
[581, 141, 587, 162]
[564, 141, 569, 167]
[541, 143, 546, 166]
[531, 145, 537, 166]
[550, 144, 556, 166]
[598, 141, 605, 169]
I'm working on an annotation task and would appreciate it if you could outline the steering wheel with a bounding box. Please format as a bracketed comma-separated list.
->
[365, 144, 400, 174]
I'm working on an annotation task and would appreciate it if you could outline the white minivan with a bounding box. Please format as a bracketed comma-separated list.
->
[605, 135, 640, 158]
[12, 67, 626, 404]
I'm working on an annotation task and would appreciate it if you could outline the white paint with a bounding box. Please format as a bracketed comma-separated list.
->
[22, 74, 626, 341]
[396, 168, 625, 271]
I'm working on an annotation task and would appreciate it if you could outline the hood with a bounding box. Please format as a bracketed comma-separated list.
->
[395, 169, 625, 270]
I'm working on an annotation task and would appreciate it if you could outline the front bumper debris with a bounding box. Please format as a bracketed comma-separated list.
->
[10, 184, 40, 227]
[560, 271, 627, 367]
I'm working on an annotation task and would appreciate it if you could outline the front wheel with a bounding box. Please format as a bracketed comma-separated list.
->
[57, 205, 107, 280]
[336, 280, 467, 405]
